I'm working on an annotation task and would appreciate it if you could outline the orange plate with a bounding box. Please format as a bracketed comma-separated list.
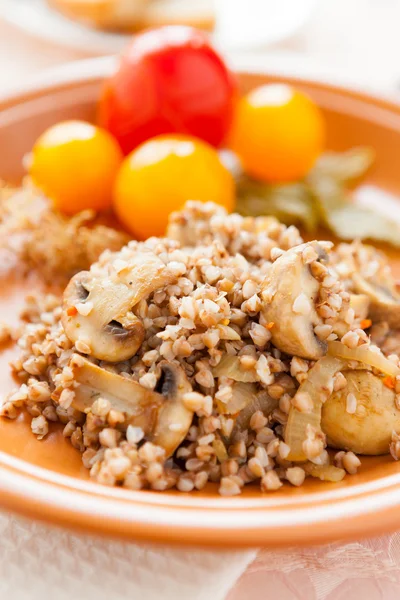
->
[2, 58, 400, 548]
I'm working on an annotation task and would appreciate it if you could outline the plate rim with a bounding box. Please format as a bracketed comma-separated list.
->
[2, 57, 400, 547]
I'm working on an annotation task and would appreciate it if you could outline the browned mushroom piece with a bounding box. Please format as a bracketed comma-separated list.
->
[150, 361, 194, 457]
[62, 250, 176, 362]
[349, 294, 370, 321]
[322, 369, 400, 455]
[352, 272, 400, 328]
[261, 241, 329, 360]
[70, 354, 163, 428]
[69, 355, 194, 457]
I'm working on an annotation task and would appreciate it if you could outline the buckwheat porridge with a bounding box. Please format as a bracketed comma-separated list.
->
[3, 199, 400, 496]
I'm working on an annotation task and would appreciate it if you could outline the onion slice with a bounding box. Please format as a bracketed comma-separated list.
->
[212, 439, 229, 462]
[213, 355, 258, 383]
[302, 462, 346, 482]
[328, 340, 400, 377]
[217, 382, 258, 415]
[232, 390, 278, 440]
[285, 356, 345, 461]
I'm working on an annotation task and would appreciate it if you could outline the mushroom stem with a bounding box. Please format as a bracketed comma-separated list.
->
[69, 355, 194, 457]
[349, 293, 370, 321]
[261, 241, 329, 359]
[352, 273, 400, 328]
[150, 362, 194, 457]
[70, 355, 163, 436]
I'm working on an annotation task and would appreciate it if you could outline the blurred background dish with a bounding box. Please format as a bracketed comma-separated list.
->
[214, 0, 317, 49]
[1, 0, 129, 54]
[47, 0, 215, 32]
[1, 0, 317, 54]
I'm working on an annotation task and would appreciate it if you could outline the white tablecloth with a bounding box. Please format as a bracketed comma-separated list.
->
[0, 511, 256, 600]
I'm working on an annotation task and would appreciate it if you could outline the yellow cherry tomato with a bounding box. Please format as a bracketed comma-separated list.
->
[229, 84, 325, 182]
[114, 135, 235, 239]
[30, 120, 123, 214]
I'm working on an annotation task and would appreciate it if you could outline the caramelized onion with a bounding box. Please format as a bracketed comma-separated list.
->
[217, 382, 258, 415]
[213, 355, 258, 383]
[212, 439, 229, 462]
[232, 391, 278, 440]
[285, 357, 345, 461]
[302, 462, 346, 482]
[328, 341, 400, 377]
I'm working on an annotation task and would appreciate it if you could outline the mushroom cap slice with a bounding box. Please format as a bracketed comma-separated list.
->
[63, 271, 145, 363]
[261, 241, 328, 359]
[322, 370, 400, 455]
[352, 272, 400, 328]
[150, 361, 194, 458]
[62, 250, 176, 362]
[70, 354, 164, 434]
[69, 355, 194, 458]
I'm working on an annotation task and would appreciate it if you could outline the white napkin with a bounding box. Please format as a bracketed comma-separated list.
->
[0, 511, 257, 600]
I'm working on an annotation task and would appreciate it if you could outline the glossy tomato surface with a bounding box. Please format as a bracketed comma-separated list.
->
[229, 84, 325, 182]
[114, 134, 235, 239]
[99, 26, 237, 154]
[30, 120, 122, 214]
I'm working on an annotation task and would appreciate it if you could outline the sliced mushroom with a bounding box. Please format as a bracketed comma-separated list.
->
[322, 370, 400, 455]
[352, 272, 400, 328]
[381, 330, 400, 357]
[349, 293, 370, 321]
[69, 355, 194, 457]
[150, 361, 194, 457]
[62, 250, 176, 362]
[70, 354, 164, 433]
[261, 241, 328, 359]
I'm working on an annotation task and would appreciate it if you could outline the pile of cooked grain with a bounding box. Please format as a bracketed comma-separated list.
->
[0, 184, 128, 282]
[3, 200, 400, 495]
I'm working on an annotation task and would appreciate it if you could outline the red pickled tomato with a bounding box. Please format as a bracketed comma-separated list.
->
[99, 26, 237, 153]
